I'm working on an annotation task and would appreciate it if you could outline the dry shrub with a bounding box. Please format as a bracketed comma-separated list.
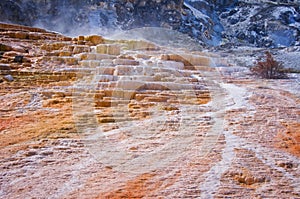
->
[251, 51, 287, 79]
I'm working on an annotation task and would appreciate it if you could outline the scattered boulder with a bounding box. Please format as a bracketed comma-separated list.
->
[233, 168, 270, 186]
[3, 74, 14, 82]
[13, 55, 23, 63]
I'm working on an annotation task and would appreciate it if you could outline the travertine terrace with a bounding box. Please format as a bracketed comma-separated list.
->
[0, 23, 299, 198]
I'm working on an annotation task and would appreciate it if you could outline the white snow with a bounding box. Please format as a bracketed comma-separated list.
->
[183, 2, 210, 22]
[272, 7, 296, 19]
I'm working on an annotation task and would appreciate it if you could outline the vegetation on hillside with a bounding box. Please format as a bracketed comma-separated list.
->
[251, 51, 288, 79]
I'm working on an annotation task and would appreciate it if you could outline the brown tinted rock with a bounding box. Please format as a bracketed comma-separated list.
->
[15, 31, 28, 39]
[41, 42, 69, 51]
[161, 53, 211, 66]
[245, 176, 255, 185]
[59, 51, 72, 57]
[234, 168, 257, 185]
[12, 46, 27, 53]
[72, 45, 90, 54]
[123, 40, 160, 51]
[277, 161, 294, 169]
[0, 44, 13, 51]
[85, 35, 104, 45]
[78, 35, 85, 41]
[113, 59, 139, 65]
[22, 63, 32, 68]
[96, 44, 121, 55]
[0, 64, 11, 70]
[24, 150, 37, 156]
[77, 53, 116, 60]
[28, 33, 43, 40]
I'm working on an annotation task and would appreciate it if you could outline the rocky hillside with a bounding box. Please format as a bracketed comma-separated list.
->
[1, 0, 300, 47]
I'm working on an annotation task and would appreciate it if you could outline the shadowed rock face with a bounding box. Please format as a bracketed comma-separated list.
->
[0, 0, 185, 35]
[0, 0, 300, 47]
[114, 0, 183, 29]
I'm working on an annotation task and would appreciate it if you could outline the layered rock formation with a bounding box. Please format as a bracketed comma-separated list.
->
[1, 0, 300, 47]
[0, 23, 299, 198]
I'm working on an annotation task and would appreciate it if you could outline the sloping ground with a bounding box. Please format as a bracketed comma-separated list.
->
[0, 23, 299, 198]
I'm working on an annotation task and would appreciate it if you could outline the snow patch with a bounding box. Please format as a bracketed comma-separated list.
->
[183, 2, 210, 22]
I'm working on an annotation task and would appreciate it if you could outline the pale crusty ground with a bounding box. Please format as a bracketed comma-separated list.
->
[0, 23, 299, 199]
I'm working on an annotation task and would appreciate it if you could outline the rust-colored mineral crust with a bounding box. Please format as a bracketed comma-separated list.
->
[0, 23, 299, 199]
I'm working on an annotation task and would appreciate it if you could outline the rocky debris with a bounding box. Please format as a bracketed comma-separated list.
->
[232, 167, 270, 185]
[0, 22, 299, 199]
[276, 161, 295, 169]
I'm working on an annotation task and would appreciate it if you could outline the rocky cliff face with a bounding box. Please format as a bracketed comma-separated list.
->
[0, 0, 300, 47]
[219, 1, 300, 47]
